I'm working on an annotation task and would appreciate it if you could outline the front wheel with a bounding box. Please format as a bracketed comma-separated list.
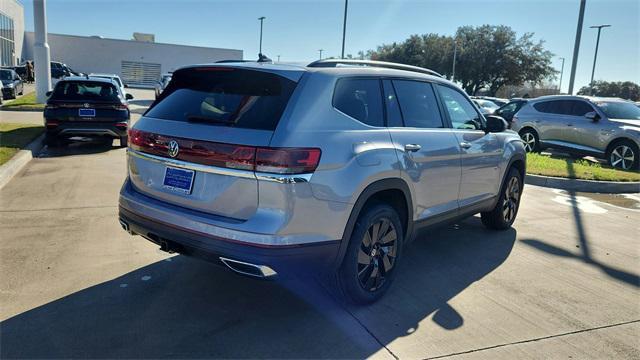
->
[337, 203, 403, 305]
[519, 128, 540, 153]
[607, 140, 639, 171]
[481, 167, 523, 230]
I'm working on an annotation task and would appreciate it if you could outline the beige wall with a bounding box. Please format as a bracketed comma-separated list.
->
[23, 31, 242, 81]
[0, 0, 24, 65]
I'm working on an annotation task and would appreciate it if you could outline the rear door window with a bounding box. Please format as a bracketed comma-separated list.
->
[51, 81, 120, 102]
[333, 78, 384, 127]
[392, 80, 444, 128]
[534, 100, 572, 115]
[146, 67, 298, 131]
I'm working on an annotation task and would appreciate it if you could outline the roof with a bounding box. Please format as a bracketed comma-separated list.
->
[530, 94, 629, 103]
[59, 76, 117, 84]
[88, 73, 120, 78]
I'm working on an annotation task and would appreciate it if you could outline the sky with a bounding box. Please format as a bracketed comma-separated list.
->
[20, 0, 640, 93]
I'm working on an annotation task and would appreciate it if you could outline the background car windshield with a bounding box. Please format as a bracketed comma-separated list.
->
[51, 81, 120, 102]
[479, 100, 499, 110]
[596, 101, 640, 120]
[146, 68, 297, 131]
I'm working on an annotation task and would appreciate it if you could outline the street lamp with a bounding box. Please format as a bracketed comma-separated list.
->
[558, 57, 565, 94]
[567, 0, 586, 95]
[318, 49, 324, 60]
[341, 0, 348, 58]
[589, 24, 611, 94]
[277, 55, 281, 62]
[258, 16, 266, 55]
[451, 37, 458, 82]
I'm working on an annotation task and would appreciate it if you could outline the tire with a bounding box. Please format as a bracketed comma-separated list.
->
[519, 128, 540, 153]
[481, 167, 523, 230]
[337, 203, 404, 305]
[120, 136, 128, 148]
[606, 139, 639, 171]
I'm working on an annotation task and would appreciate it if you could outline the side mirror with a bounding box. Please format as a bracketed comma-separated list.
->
[125, 93, 134, 100]
[585, 111, 600, 121]
[124, 84, 129, 88]
[484, 115, 507, 133]
[45, 91, 52, 97]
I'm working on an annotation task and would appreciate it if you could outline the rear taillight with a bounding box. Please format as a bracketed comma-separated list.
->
[113, 104, 129, 110]
[128, 129, 321, 175]
[115, 122, 128, 129]
[46, 120, 59, 128]
[45, 104, 59, 110]
[256, 148, 321, 174]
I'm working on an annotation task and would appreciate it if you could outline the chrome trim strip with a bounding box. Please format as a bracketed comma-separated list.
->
[127, 149, 256, 179]
[255, 172, 312, 183]
[219, 257, 277, 278]
[59, 128, 120, 137]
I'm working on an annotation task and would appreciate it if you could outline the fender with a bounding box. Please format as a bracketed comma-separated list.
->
[332, 178, 413, 270]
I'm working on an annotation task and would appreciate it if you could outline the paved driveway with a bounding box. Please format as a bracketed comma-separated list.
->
[0, 90, 638, 359]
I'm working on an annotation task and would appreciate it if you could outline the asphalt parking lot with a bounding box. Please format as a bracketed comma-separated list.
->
[0, 89, 638, 359]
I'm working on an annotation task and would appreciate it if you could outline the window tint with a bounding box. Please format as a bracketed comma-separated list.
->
[436, 84, 483, 130]
[146, 68, 297, 131]
[392, 80, 444, 128]
[534, 100, 572, 115]
[570, 101, 594, 116]
[382, 80, 403, 127]
[51, 81, 120, 102]
[333, 78, 384, 127]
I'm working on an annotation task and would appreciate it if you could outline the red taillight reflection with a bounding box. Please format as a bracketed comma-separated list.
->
[128, 129, 321, 175]
[46, 120, 59, 128]
[256, 148, 321, 174]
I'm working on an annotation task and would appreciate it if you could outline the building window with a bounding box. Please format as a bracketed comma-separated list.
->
[0, 12, 16, 66]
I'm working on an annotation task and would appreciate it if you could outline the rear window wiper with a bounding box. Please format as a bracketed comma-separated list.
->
[185, 114, 237, 126]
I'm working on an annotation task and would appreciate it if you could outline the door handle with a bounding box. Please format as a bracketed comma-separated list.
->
[460, 142, 472, 149]
[404, 144, 421, 152]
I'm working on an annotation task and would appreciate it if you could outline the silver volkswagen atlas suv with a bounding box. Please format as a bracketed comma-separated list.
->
[118, 60, 526, 304]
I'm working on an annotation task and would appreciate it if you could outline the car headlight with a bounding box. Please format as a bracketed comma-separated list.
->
[6, 83, 14, 88]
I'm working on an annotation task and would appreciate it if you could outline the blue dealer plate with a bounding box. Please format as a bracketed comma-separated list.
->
[163, 167, 195, 194]
[78, 108, 96, 117]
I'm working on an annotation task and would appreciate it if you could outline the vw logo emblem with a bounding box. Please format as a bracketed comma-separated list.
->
[83, 103, 90, 108]
[168, 140, 179, 158]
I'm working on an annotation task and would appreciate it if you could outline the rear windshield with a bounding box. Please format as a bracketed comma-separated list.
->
[145, 67, 297, 131]
[51, 81, 120, 102]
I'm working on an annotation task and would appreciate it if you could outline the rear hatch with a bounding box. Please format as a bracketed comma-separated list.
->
[128, 65, 305, 220]
[45, 80, 129, 122]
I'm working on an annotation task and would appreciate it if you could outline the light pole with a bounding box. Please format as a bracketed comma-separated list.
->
[341, 0, 348, 58]
[318, 49, 324, 60]
[558, 57, 565, 94]
[451, 38, 458, 82]
[589, 24, 611, 94]
[258, 16, 266, 55]
[568, 0, 586, 95]
[277, 55, 281, 62]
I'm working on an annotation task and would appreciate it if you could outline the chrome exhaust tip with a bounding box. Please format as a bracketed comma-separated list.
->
[119, 218, 132, 234]
[219, 257, 277, 278]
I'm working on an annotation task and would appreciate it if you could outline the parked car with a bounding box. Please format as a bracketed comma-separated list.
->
[118, 60, 526, 304]
[512, 95, 640, 170]
[89, 73, 129, 98]
[472, 98, 500, 115]
[494, 99, 529, 128]
[473, 96, 509, 107]
[0, 82, 4, 104]
[44, 76, 133, 147]
[154, 73, 172, 99]
[0, 69, 24, 99]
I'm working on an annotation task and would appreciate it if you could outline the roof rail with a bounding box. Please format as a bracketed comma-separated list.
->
[307, 59, 443, 78]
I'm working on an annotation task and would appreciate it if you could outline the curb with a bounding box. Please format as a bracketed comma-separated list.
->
[0, 133, 45, 190]
[525, 174, 640, 194]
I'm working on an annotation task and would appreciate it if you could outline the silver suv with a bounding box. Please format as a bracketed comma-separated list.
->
[118, 60, 526, 304]
[511, 95, 640, 170]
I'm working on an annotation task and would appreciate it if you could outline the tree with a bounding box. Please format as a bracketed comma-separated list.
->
[369, 25, 556, 96]
[577, 81, 640, 101]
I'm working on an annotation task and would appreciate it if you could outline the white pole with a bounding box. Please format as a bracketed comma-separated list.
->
[33, 0, 51, 104]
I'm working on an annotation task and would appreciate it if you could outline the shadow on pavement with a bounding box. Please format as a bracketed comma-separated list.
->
[521, 161, 639, 288]
[39, 137, 123, 158]
[0, 217, 516, 358]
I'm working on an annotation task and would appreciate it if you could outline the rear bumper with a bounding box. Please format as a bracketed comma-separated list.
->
[118, 205, 340, 278]
[46, 122, 128, 138]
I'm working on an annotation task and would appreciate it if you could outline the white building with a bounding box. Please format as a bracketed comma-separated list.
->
[22, 32, 243, 86]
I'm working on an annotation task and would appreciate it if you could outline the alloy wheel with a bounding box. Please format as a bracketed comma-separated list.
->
[502, 176, 520, 223]
[357, 218, 398, 292]
[610, 145, 635, 170]
[521, 132, 536, 152]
